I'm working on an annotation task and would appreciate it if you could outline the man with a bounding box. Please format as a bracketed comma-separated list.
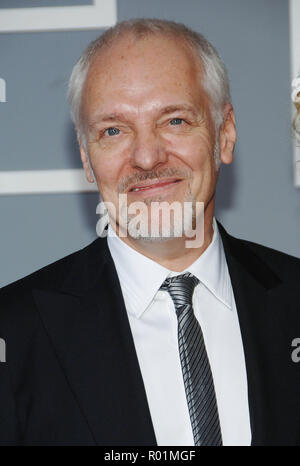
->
[0, 19, 300, 446]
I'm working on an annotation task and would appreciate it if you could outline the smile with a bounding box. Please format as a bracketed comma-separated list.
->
[128, 178, 182, 193]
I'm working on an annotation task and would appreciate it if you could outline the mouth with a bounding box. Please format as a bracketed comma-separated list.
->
[127, 177, 183, 194]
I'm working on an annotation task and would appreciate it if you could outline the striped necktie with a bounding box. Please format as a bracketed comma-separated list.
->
[160, 272, 222, 446]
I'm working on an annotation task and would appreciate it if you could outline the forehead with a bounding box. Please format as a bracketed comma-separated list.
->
[82, 33, 205, 119]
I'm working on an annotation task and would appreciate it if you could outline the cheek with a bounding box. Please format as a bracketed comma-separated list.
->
[89, 150, 123, 196]
[88, 138, 132, 189]
[170, 135, 216, 195]
[166, 132, 214, 171]
[88, 138, 118, 169]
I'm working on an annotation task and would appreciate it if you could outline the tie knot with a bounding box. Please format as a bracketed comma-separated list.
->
[160, 272, 199, 310]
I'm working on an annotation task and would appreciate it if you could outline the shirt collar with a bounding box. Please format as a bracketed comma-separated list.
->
[186, 219, 232, 311]
[107, 225, 170, 318]
[107, 218, 232, 319]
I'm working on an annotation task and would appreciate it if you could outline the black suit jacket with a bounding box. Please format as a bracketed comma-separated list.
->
[0, 222, 300, 445]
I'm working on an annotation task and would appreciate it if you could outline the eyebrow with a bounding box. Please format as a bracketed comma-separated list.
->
[88, 104, 198, 128]
[90, 113, 127, 126]
[158, 104, 198, 117]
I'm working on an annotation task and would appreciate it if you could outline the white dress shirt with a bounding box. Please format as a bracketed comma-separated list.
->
[107, 219, 252, 446]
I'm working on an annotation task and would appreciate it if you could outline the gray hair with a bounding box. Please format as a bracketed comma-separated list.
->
[68, 18, 231, 152]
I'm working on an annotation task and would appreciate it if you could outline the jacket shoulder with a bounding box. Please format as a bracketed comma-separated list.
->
[0, 237, 107, 319]
[231, 235, 300, 284]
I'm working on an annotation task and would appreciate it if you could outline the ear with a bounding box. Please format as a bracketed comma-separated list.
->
[79, 138, 95, 183]
[219, 104, 236, 165]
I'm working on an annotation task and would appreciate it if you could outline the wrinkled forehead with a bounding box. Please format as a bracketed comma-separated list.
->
[89, 31, 203, 77]
[81, 32, 205, 119]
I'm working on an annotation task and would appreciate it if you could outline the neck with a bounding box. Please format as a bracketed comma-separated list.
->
[112, 204, 215, 272]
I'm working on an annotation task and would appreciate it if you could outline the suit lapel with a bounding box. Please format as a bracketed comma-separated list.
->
[218, 223, 291, 445]
[33, 238, 156, 446]
[30, 224, 297, 445]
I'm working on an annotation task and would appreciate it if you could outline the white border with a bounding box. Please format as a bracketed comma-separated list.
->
[289, 0, 300, 187]
[0, 169, 98, 195]
[0, 0, 116, 33]
[0, 0, 116, 194]
[0, 78, 6, 102]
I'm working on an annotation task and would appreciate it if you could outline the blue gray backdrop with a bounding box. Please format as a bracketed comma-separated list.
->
[0, 0, 298, 287]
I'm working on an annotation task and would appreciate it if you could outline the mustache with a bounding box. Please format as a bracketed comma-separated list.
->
[118, 167, 192, 193]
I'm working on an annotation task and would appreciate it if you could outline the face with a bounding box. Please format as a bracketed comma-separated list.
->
[80, 34, 235, 240]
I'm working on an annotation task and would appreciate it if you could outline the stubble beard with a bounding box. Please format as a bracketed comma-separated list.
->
[112, 141, 219, 242]
[122, 183, 196, 243]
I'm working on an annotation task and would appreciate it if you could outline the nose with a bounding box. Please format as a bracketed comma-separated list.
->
[130, 127, 167, 171]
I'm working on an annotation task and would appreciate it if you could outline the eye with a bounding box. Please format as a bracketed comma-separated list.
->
[169, 118, 184, 126]
[105, 127, 120, 136]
